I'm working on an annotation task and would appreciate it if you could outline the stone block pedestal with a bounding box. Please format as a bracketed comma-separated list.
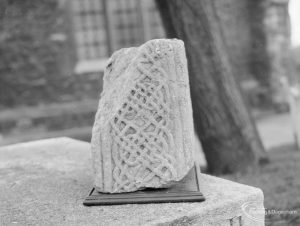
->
[0, 138, 264, 225]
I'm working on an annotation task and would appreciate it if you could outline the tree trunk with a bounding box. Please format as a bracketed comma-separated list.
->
[156, 0, 268, 174]
[215, 0, 289, 109]
[213, 0, 252, 84]
[263, 0, 291, 111]
[248, 0, 272, 89]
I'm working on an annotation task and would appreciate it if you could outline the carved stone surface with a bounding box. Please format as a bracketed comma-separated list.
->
[91, 39, 195, 193]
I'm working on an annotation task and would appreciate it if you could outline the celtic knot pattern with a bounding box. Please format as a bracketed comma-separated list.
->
[92, 39, 194, 193]
[109, 52, 177, 192]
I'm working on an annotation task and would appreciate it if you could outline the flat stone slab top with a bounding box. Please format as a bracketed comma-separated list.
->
[0, 138, 264, 226]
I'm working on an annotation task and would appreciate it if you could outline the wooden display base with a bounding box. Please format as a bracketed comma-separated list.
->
[83, 164, 205, 206]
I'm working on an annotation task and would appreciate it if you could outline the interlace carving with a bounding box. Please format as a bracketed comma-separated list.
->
[109, 52, 177, 192]
[92, 39, 195, 193]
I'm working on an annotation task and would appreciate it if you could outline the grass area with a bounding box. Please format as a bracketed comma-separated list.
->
[224, 145, 300, 225]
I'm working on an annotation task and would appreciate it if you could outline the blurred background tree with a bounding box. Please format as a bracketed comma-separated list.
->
[156, 0, 268, 174]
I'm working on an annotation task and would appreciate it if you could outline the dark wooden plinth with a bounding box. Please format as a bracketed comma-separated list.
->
[83, 164, 205, 206]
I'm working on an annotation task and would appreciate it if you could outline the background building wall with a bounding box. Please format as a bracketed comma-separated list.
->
[0, 0, 292, 109]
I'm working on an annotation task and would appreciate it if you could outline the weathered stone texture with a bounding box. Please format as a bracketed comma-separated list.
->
[0, 138, 265, 226]
[91, 39, 195, 193]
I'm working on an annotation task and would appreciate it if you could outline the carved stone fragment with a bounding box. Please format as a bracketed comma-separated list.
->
[91, 39, 195, 193]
